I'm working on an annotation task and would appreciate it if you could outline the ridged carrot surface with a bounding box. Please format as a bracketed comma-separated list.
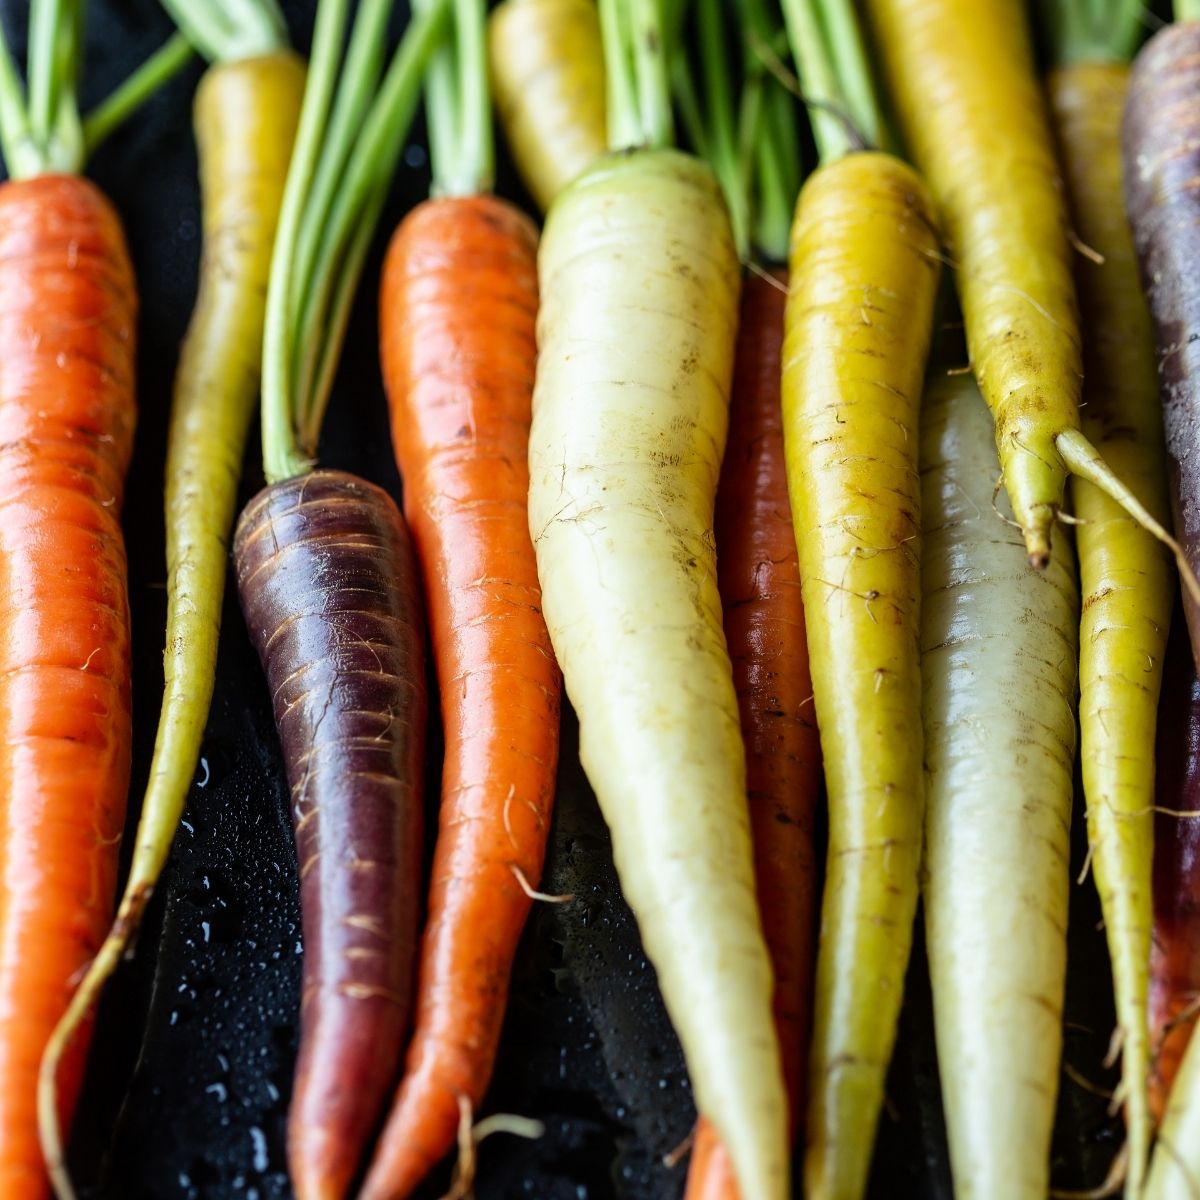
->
[0, 174, 136, 1200]
[1048, 61, 1172, 1191]
[868, 0, 1081, 565]
[360, 194, 560, 1200]
[781, 150, 939, 1200]
[685, 268, 818, 1200]
[234, 470, 428, 1200]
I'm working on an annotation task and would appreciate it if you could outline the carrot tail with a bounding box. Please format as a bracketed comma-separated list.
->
[359, 194, 559, 1200]
[233, 469, 428, 1200]
[0, 174, 137, 1200]
[684, 267, 819, 1200]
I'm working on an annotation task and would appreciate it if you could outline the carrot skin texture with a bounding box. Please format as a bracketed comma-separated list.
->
[528, 148, 787, 1200]
[921, 372, 1077, 1200]
[0, 175, 136, 1199]
[781, 151, 938, 1200]
[234, 470, 427, 1200]
[1149, 632, 1200, 1123]
[361, 195, 561, 1200]
[488, 0, 606, 212]
[1048, 61, 1171, 1189]
[685, 268, 819, 1200]
[867, 0, 1081, 565]
[1123, 23, 1200, 676]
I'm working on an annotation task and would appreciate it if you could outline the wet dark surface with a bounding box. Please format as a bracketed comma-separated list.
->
[0, 1, 1129, 1196]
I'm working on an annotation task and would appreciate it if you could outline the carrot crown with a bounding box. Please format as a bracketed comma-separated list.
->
[1042, 0, 1149, 63]
[779, 0, 883, 163]
[159, 0, 289, 63]
[260, 0, 452, 484]
[599, 0, 673, 150]
[673, 0, 799, 262]
[0, 0, 85, 178]
[421, 0, 493, 195]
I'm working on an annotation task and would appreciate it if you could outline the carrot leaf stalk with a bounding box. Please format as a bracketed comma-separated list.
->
[234, 2, 452, 1196]
[80, 32, 194, 153]
[158, 0, 288, 62]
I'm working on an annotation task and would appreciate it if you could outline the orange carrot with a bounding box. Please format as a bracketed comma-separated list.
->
[360, 193, 560, 1200]
[684, 267, 819, 1200]
[0, 173, 136, 1199]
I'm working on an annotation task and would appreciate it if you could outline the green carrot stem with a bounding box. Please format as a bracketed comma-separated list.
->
[159, 0, 287, 63]
[1178, 0, 1200, 24]
[599, 0, 641, 148]
[297, 181, 387, 455]
[28, 0, 65, 150]
[419, 1, 460, 193]
[290, 0, 452, 450]
[672, 53, 709, 163]
[697, 0, 746, 256]
[82, 32, 193, 154]
[0, 18, 35, 178]
[630, 0, 672, 148]
[1045, 0, 1145, 62]
[752, 83, 794, 263]
[289, 0, 391, 391]
[261, 0, 348, 484]
[779, 0, 846, 162]
[440, 0, 492, 195]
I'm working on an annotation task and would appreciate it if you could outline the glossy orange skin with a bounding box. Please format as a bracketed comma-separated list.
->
[362, 194, 561, 1200]
[0, 175, 136, 1200]
[685, 270, 819, 1200]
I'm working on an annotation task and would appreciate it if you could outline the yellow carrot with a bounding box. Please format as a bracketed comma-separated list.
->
[781, 150, 939, 1200]
[1048, 59, 1172, 1194]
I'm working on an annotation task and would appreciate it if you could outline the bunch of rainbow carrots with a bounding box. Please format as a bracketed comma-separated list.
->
[0, 0, 1198, 1196]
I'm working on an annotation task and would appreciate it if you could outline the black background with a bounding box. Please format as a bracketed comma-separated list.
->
[0, 1, 1138, 1196]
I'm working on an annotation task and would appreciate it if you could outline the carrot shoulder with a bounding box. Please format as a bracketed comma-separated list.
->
[0, 174, 136, 1200]
[361, 193, 561, 1199]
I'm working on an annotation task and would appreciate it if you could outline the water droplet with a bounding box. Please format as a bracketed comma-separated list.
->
[205, 1082, 228, 1103]
[249, 1126, 269, 1172]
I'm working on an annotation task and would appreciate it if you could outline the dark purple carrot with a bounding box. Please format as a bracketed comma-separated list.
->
[234, 469, 426, 1200]
[1123, 21, 1200, 673]
[235, 2, 453, 1195]
[1149, 614, 1200, 1121]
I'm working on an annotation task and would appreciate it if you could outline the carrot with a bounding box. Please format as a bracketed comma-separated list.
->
[488, 0, 606, 211]
[673, 11, 813, 1198]
[775, 4, 939, 1196]
[526, 0, 788, 1194]
[920, 365, 1078, 1200]
[1123, 17, 1200, 680]
[1038, 8, 1174, 1185]
[0, 2, 143, 1194]
[38, 10, 304, 1194]
[358, 5, 561, 1191]
[868, 0, 1189, 578]
[230, 2, 453, 1196]
[1148, 618, 1200, 1125]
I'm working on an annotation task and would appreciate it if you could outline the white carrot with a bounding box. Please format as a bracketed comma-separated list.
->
[920, 370, 1079, 1199]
